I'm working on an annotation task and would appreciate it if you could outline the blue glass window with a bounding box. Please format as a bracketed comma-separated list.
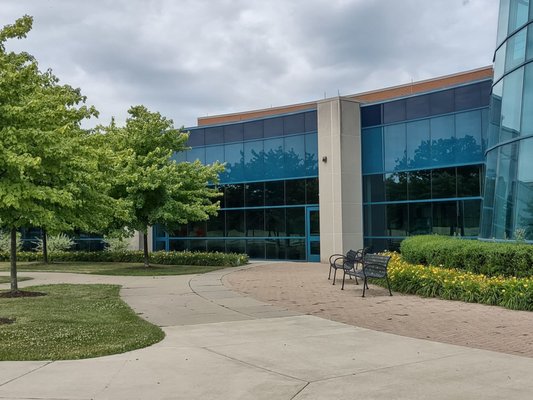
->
[305, 111, 318, 132]
[305, 133, 319, 175]
[455, 110, 482, 164]
[243, 120, 263, 140]
[406, 119, 430, 169]
[455, 83, 482, 111]
[508, 0, 529, 33]
[527, 25, 533, 60]
[362, 128, 383, 174]
[224, 124, 243, 143]
[264, 117, 284, 138]
[383, 99, 406, 124]
[430, 115, 455, 166]
[429, 89, 454, 115]
[224, 142, 244, 182]
[501, 68, 524, 141]
[187, 128, 205, 146]
[204, 126, 224, 145]
[205, 145, 224, 165]
[521, 63, 533, 136]
[263, 138, 284, 179]
[244, 140, 264, 180]
[494, 45, 507, 82]
[284, 113, 305, 135]
[405, 95, 430, 120]
[172, 151, 186, 163]
[361, 104, 382, 127]
[187, 147, 205, 163]
[497, 0, 510, 46]
[505, 28, 527, 71]
[284, 135, 305, 178]
[363, 174, 385, 203]
[384, 124, 406, 171]
[245, 182, 264, 207]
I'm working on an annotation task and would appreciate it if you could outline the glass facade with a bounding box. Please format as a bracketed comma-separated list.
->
[362, 80, 490, 251]
[154, 110, 319, 260]
[481, 0, 533, 240]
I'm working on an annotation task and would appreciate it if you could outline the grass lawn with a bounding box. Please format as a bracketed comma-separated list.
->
[0, 284, 164, 360]
[0, 276, 32, 284]
[0, 261, 227, 276]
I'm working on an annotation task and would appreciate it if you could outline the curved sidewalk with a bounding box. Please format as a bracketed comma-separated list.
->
[0, 265, 532, 399]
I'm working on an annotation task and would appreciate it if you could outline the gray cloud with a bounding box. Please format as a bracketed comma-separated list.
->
[1, 0, 499, 127]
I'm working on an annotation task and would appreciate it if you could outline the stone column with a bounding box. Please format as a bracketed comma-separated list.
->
[317, 97, 364, 262]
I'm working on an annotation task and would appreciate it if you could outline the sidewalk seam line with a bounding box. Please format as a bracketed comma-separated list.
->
[203, 347, 308, 383]
[0, 361, 54, 388]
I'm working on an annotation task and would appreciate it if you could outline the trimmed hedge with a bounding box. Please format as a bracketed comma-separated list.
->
[0, 250, 249, 267]
[385, 252, 533, 311]
[400, 235, 533, 278]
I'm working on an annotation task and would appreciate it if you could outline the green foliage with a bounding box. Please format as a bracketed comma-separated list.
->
[103, 236, 130, 252]
[0, 16, 128, 289]
[0, 284, 164, 360]
[400, 235, 533, 278]
[34, 233, 74, 253]
[0, 250, 249, 267]
[384, 252, 533, 311]
[0, 231, 21, 253]
[105, 106, 224, 236]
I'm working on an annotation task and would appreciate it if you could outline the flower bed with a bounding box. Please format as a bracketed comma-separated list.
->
[384, 252, 533, 311]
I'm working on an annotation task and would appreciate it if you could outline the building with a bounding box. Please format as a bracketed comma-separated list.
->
[152, 67, 493, 261]
[480, 0, 533, 241]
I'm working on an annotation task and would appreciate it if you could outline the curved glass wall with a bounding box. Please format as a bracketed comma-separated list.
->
[481, 0, 533, 240]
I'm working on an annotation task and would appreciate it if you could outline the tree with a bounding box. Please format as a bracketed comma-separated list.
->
[108, 105, 224, 267]
[0, 16, 125, 293]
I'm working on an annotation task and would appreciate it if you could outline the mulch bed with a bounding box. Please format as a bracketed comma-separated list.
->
[0, 290, 47, 298]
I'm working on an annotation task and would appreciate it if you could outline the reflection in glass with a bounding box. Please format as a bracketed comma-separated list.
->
[266, 208, 286, 237]
[246, 209, 265, 237]
[247, 240, 265, 258]
[457, 165, 481, 197]
[409, 203, 432, 235]
[384, 124, 406, 171]
[284, 135, 306, 178]
[286, 179, 306, 205]
[224, 184, 244, 208]
[362, 127, 383, 174]
[385, 172, 408, 201]
[433, 201, 457, 235]
[408, 170, 431, 200]
[265, 180, 285, 206]
[226, 210, 245, 237]
[286, 208, 305, 236]
[245, 182, 264, 207]
[432, 168, 456, 199]
[306, 178, 319, 204]
[387, 204, 408, 236]
[501, 68, 524, 141]
[207, 211, 225, 237]
[406, 120, 430, 169]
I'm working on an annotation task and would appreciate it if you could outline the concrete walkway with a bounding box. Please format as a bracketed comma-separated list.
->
[1, 264, 533, 399]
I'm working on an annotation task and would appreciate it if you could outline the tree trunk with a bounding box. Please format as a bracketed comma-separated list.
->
[10, 227, 18, 294]
[42, 228, 48, 264]
[143, 231, 150, 268]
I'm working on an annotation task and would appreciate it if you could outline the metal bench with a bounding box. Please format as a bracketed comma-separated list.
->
[328, 249, 364, 285]
[341, 253, 392, 297]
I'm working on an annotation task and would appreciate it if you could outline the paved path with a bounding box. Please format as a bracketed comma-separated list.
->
[0, 264, 532, 399]
[226, 262, 533, 358]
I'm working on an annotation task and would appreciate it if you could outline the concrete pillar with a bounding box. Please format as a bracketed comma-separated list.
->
[317, 97, 364, 262]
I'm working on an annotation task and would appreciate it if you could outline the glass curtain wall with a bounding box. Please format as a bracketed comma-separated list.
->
[481, 0, 533, 240]
[362, 81, 491, 251]
[155, 110, 319, 260]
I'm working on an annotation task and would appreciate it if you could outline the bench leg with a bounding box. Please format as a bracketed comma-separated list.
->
[362, 277, 367, 297]
[341, 270, 346, 290]
[386, 275, 393, 296]
[328, 265, 332, 280]
[332, 268, 337, 285]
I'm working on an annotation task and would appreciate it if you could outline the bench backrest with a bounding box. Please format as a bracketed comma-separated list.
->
[363, 254, 391, 278]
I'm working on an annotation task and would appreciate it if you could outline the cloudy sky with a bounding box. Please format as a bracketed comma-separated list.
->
[2, 0, 499, 128]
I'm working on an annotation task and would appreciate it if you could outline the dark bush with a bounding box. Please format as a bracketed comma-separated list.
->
[0, 250, 249, 267]
[400, 235, 533, 278]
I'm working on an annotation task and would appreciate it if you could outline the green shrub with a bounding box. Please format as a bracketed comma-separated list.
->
[103, 237, 130, 252]
[384, 252, 533, 311]
[400, 235, 533, 278]
[0, 250, 249, 267]
[0, 231, 22, 253]
[35, 233, 75, 253]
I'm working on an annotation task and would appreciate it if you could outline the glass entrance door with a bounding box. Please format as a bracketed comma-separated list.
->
[306, 206, 320, 262]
